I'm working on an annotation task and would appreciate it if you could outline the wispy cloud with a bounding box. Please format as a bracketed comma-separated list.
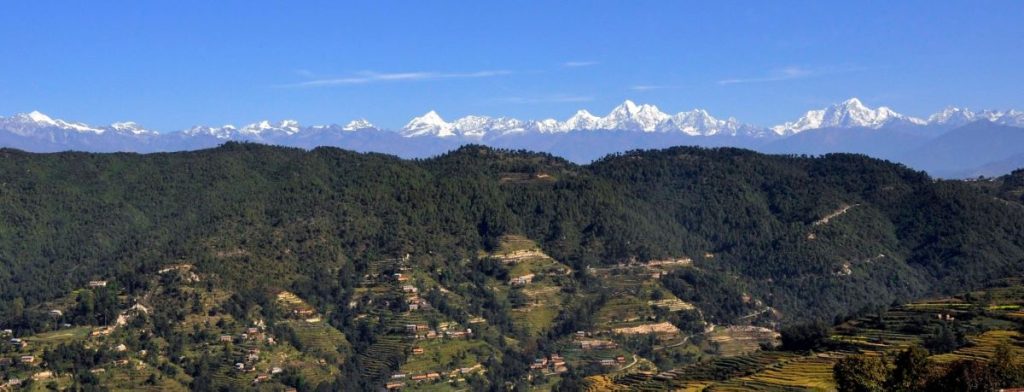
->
[717, 65, 869, 85]
[562, 61, 599, 68]
[282, 70, 513, 88]
[630, 84, 685, 92]
[496, 94, 594, 104]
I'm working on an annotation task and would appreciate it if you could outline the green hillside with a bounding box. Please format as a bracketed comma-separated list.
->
[1, 143, 1023, 390]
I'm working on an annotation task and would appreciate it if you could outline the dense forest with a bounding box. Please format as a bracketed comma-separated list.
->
[1, 143, 1022, 327]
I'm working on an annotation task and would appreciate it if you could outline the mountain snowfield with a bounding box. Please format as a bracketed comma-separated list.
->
[2, 98, 1024, 177]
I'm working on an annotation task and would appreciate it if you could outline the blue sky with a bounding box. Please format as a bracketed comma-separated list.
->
[1, 1, 1022, 131]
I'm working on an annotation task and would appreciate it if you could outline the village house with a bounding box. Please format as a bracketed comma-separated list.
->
[412, 347, 425, 355]
[393, 273, 409, 282]
[405, 324, 418, 333]
[219, 335, 233, 343]
[579, 339, 618, 350]
[598, 359, 616, 367]
[446, 330, 469, 339]
[391, 373, 407, 379]
[31, 371, 53, 381]
[1, 329, 11, 337]
[19, 355, 35, 364]
[530, 358, 549, 370]
[252, 374, 270, 384]
[271, 367, 283, 374]
[386, 381, 405, 390]
[616, 355, 627, 364]
[88, 280, 108, 288]
[0, 357, 12, 365]
[402, 285, 418, 293]
[510, 273, 535, 286]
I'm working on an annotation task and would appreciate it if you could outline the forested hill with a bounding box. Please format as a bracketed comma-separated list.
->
[1, 143, 1023, 326]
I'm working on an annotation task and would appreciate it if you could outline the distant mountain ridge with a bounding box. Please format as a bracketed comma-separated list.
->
[2, 98, 1024, 177]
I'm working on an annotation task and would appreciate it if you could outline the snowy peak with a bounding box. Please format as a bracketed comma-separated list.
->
[401, 110, 455, 137]
[239, 120, 300, 136]
[184, 124, 238, 139]
[342, 119, 375, 131]
[603, 100, 670, 132]
[107, 122, 155, 135]
[928, 107, 976, 127]
[927, 106, 1024, 128]
[772, 98, 925, 135]
[3, 110, 104, 134]
[561, 109, 602, 131]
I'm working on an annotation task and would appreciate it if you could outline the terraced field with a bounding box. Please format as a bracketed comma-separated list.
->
[280, 320, 351, 361]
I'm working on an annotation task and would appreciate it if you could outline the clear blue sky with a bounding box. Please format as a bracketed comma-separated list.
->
[1, 1, 1022, 131]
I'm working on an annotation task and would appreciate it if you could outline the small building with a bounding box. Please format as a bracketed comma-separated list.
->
[510, 274, 536, 286]
[113, 343, 127, 352]
[402, 285, 418, 293]
[252, 374, 270, 384]
[32, 371, 53, 381]
[219, 335, 233, 343]
[412, 347, 425, 355]
[598, 359, 616, 367]
[88, 280, 108, 288]
[616, 355, 627, 364]
[0, 357, 12, 365]
[0, 329, 12, 337]
[49, 309, 63, 317]
[20, 355, 36, 364]
[386, 382, 405, 389]
[271, 367, 283, 374]
[530, 358, 549, 370]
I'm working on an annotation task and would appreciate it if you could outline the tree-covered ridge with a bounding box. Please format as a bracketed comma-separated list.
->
[1, 143, 1022, 328]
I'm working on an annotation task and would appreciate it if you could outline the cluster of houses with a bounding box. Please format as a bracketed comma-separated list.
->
[529, 353, 568, 374]
[403, 324, 473, 340]
[387, 364, 484, 389]
[219, 326, 276, 346]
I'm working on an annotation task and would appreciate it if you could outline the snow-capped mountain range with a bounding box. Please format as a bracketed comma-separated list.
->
[398, 100, 762, 138]
[2, 98, 1024, 177]
[4, 98, 1022, 140]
